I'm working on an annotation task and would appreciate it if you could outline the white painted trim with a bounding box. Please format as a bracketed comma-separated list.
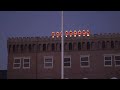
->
[13, 57, 21, 69]
[44, 56, 53, 69]
[80, 55, 90, 68]
[114, 55, 120, 67]
[23, 57, 30, 69]
[64, 55, 71, 68]
[104, 55, 112, 67]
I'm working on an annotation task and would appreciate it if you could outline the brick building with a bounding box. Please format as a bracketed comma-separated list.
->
[7, 33, 120, 79]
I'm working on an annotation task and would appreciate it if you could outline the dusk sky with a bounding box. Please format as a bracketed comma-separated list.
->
[0, 11, 120, 70]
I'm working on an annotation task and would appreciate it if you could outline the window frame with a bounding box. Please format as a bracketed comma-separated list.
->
[23, 57, 30, 69]
[44, 56, 53, 68]
[80, 55, 90, 68]
[13, 57, 21, 69]
[104, 54, 112, 67]
[64, 56, 71, 68]
[114, 55, 120, 67]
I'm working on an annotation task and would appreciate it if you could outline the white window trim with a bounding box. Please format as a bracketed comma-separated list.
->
[13, 57, 21, 69]
[104, 55, 112, 67]
[23, 57, 30, 69]
[80, 55, 90, 68]
[64, 55, 71, 68]
[114, 55, 120, 67]
[44, 56, 53, 69]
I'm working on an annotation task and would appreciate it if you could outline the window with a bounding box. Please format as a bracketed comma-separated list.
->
[51, 43, 55, 51]
[91, 42, 95, 50]
[64, 56, 71, 68]
[60, 43, 61, 51]
[114, 55, 120, 66]
[47, 43, 50, 51]
[44, 56, 53, 68]
[104, 55, 112, 66]
[13, 45, 15, 52]
[106, 41, 110, 49]
[69, 43, 72, 51]
[16, 45, 19, 52]
[87, 42, 90, 50]
[23, 57, 30, 69]
[111, 41, 114, 49]
[38, 44, 41, 52]
[56, 43, 59, 51]
[29, 44, 31, 52]
[13, 58, 21, 69]
[32, 44, 36, 52]
[21, 45, 23, 52]
[98, 41, 101, 49]
[115, 41, 119, 49]
[80, 55, 90, 67]
[64, 43, 68, 51]
[102, 41, 105, 49]
[78, 42, 81, 50]
[43, 44, 46, 51]
[24, 44, 27, 52]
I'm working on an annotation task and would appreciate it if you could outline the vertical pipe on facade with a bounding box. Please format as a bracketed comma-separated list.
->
[61, 11, 64, 79]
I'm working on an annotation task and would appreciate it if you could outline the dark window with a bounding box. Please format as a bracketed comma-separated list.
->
[60, 43, 61, 51]
[102, 41, 105, 49]
[24, 44, 27, 52]
[13, 45, 15, 52]
[56, 43, 59, 51]
[51, 43, 55, 51]
[69, 43, 72, 50]
[32, 44, 35, 52]
[78, 42, 81, 50]
[38, 44, 41, 51]
[21, 45, 23, 52]
[87, 42, 90, 50]
[115, 41, 118, 48]
[47, 44, 50, 51]
[29, 44, 31, 52]
[43, 44, 46, 51]
[98, 41, 101, 49]
[16, 45, 19, 52]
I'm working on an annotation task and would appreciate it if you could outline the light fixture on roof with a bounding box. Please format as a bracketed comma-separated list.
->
[69, 30, 73, 37]
[78, 30, 81, 37]
[65, 31, 68, 37]
[56, 32, 59, 38]
[87, 30, 90, 37]
[52, 32, 55, 38]
[82, 30, 86, 36]
[74, 30, 77, 37]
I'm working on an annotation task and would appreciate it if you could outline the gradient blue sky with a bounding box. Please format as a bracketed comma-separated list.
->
[0, 11, 120, 70]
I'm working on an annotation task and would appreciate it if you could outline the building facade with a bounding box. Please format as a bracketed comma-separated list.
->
[7, 33, 120, 79]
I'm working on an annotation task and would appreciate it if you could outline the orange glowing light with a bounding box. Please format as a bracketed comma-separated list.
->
[56, 32, 59, 38]
[65, 31, 69, 37]
[82, 30, 86, 36]
[69, 30, 73, 37]
[86, 30, 90, 36]
[52, 32, 55, 38]
[78, 30, 81, 37]
[74, 30, 77, 37]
